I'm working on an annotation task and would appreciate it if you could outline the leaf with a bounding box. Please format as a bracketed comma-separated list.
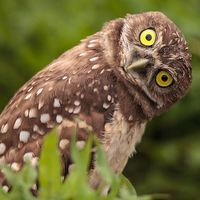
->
[1, 164, 37, 200]
[95, 143, 120, 199]
[38, 129, 62, 200]
[0, 187, 9, 200]
[62, 135, 96, 200]
[70, 134, 93, 172]
[119, 175, 137, 195]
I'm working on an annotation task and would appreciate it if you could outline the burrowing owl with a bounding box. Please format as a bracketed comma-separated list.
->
[0, 12, 191, 192]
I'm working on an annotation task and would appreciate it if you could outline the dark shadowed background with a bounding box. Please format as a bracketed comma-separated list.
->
[0, 0, 199, 200]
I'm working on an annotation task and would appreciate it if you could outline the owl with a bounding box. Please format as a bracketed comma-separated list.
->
[0, 12, 191, 192]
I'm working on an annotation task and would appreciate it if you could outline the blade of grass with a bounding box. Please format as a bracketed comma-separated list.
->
[38, 129, 62, 200]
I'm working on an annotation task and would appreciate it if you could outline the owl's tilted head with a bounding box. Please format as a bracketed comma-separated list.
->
[103, 12, 192, 118]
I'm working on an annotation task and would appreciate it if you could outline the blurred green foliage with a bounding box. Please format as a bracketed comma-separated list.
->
[0, 0, 199, 200]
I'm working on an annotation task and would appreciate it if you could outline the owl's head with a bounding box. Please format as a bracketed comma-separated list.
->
[104, 12, 192, 118]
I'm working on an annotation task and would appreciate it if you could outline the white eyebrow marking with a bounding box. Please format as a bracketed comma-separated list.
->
[13, 118, 22, 129]
[19, 131, 30, 143]
[0, 143, 6, 155]
[40, 113, 50, 123]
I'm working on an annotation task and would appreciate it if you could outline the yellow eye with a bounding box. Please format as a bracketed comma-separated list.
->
[156, 71, 173, 87]
[140, 29, 156, 46]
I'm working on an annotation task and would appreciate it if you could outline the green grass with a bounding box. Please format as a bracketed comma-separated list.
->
[0, 130, 168, 200]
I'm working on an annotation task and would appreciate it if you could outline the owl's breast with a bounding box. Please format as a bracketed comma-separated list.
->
[102, 105, 146, 174]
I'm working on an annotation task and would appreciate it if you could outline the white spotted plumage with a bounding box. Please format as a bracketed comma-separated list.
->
[73, 106, 81, 114]
[19, 131, 30, 143]
[11, 162, 20, 171]
[13, 117, 22, 129]
[29, 108, 37, 118]
[24, 93, 32, 100]
[0, 143, 6, 155]
[38, 101, 44, 110]
[56, 115, 63, 124]
[53, 98, 61, 108]
[59, 139, 69, 150]
[36, 88, 43, 96]
[23, 152, 34, 162]
[1, 123, 8, 134]
[89, 57, 99, 62]
[40, 113, 50, 124]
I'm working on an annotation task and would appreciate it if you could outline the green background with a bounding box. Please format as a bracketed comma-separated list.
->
[0, 0, 199, 200]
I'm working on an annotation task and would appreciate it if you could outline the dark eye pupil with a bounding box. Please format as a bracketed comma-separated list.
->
[161, 75, 168, 82]
[145, 34, 152, 41]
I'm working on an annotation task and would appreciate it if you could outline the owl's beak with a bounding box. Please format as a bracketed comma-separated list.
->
[125, 57, 163, 109]
[126, 58, 149, 71]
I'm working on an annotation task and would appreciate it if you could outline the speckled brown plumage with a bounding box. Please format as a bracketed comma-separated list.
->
[0, 12, 192, 193]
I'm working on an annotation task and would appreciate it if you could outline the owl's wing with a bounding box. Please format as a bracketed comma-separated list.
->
[0, 35, 117, 191]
